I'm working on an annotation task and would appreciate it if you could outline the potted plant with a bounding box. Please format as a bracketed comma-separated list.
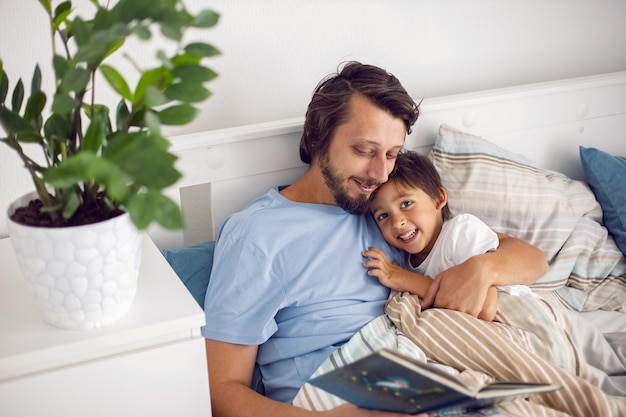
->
[0, 0, 220, 329]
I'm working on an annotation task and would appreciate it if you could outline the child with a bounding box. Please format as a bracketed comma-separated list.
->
[363, 150, 534, 321]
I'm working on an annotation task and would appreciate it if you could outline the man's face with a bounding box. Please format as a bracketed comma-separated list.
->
[319, 95, 407, 214]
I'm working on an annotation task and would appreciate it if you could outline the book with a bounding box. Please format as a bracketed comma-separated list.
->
[307, 348, 561, 415]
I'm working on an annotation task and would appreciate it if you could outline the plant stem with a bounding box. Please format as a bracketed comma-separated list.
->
[1, 130, 57, 218]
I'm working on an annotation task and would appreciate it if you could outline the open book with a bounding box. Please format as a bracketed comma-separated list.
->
[307, 348, 560, 415]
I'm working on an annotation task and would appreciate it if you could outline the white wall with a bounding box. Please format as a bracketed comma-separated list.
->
[1, 0, 626, 238]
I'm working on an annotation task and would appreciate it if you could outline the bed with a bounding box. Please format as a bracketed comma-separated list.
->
[156, 71, 626, 416]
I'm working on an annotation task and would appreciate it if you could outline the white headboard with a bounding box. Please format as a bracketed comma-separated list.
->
[150, 71, 626, 250]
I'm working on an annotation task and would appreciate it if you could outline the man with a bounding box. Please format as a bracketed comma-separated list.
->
[202, 62, 547, 417]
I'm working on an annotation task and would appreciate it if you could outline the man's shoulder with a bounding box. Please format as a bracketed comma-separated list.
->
[220, 189, 284, 232]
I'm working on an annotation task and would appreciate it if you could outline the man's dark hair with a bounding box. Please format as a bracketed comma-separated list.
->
[299, 61, 419, 164]
[373, 151, 452, 220]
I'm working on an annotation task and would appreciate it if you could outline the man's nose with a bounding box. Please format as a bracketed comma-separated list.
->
[367, 154, 391, 184]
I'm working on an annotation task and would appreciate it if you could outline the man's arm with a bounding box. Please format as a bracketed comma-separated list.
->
[421, 233, 548, 317]
[205, 339, 429, 417]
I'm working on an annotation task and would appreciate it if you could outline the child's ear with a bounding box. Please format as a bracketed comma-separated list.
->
[436, 187, 448, 210]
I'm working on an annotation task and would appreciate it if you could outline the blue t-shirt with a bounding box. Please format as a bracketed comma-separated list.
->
[202, 188, 398, 403]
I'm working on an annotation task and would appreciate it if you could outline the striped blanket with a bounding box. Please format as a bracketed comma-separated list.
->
[294, 292, 626, 416]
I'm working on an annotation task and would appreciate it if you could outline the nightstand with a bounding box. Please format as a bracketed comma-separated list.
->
[0, 235, 211, 417]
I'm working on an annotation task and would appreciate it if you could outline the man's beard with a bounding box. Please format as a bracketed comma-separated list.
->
[320, 156, 377, 215]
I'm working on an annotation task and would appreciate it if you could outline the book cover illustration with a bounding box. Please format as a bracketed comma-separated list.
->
[308, 349, 559, 415]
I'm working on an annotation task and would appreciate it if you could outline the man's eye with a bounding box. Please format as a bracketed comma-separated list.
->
[386, 152, 399, 160]
[356, 147, 373, 156]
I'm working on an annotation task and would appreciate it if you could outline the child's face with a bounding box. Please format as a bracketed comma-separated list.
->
[370, 180, 447, 259]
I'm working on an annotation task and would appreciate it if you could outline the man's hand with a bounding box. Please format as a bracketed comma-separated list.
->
[420, 254, 491, 317]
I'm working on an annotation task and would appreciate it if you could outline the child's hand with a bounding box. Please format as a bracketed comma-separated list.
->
[362, 246, 407, 291]
[363, 247, 433, 297]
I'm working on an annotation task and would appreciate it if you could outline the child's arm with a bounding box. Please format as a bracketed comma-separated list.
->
[363, 246, 499, 321]
[362, 246, 431, 297]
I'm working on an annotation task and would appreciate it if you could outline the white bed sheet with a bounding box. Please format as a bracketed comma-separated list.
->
[581, 309, 626, 334]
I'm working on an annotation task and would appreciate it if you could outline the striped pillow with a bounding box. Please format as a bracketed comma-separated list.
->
[429, 125, 626, 311]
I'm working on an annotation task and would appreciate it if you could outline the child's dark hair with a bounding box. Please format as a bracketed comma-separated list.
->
[372, 151, 452, 220]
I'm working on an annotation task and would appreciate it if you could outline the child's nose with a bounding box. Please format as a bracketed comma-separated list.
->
[393, 216, 406, 229]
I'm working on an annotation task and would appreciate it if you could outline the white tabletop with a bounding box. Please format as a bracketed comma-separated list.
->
[0, 235, 206, 382]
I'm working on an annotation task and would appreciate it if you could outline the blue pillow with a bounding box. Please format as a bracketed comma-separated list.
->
[580, 146, 626, 256]
[160, 240, 215, 308]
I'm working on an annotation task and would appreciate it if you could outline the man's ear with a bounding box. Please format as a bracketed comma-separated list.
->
[436, 187, 448, 210]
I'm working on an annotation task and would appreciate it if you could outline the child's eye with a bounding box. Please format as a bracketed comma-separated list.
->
[376, 213, 388, 222]
[400, 201, 412, 209]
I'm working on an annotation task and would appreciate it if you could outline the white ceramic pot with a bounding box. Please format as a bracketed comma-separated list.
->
[7, 192, 142, 330]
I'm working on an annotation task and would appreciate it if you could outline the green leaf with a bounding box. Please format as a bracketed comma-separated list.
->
[127, 192, 183, 230]
[31, 65, 42, 93]
[81, 108, 106, 152]
[115, 99, 130, 131]
[53, 55, 71, 80]
[61, 190, 80, 219]
[131, 23, 151, 40]
[51, 93, 78, 114]
[102, 37, 125, 61]
[53, 1, 72, 32]
[157, 103, 198, 125]
[193, 10, 219, 28]
[74, 23, 129, 64]
[43, 113, 71, 144]
[71, 17, 90, 47]
[160, 23, 182, 41]
[0, 107, 37, 135]
[82, 103, 110, 120]
[152, 194, 183, 229]
[143, 86, 168, 107]
[127, 108, 146, 128]
[0, 68, 8, 104]
[143, 110, 161, 135]
[43, 152, 130, 200]
[164, 82, 211, 103]
[24, 91, 47, 122]
[15, 131, 45, 143]
[133, 67, 170, 105]
[11, 79, 24, 112]
[103, 132, 180, 188]
[156, 50, 174, 70]
[184, 42, 221, 58]
[100, 65, 132, 100]
[113, 0, 161, 23]
[38, 0, 52, 14]
[171, 53, 201, 66]
[172, 64, 218, 83]
[58, 67, 90, 93]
